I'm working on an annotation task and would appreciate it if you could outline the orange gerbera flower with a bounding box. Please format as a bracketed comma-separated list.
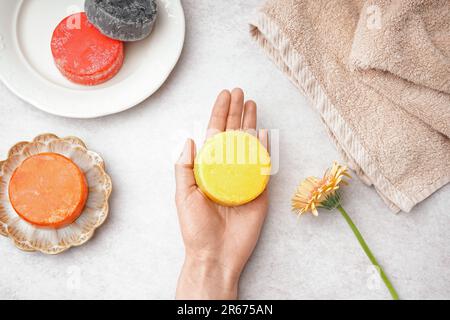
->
[319, 162, 351, 194]
[291, 176, 323, 216]
[291, 162, 351, 216]
[290, 162, 399, 299]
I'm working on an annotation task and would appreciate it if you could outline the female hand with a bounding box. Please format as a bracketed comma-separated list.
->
[175, 88, 269, 300]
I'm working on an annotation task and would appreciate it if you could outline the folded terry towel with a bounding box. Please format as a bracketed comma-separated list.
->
[250, 0, 450, 212]
[349, 0, 450, 137]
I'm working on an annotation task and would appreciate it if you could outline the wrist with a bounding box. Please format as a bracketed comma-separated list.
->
[176, 255, 240, 300]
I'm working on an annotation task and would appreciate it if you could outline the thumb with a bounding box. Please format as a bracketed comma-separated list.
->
[175, 139, 197, 199]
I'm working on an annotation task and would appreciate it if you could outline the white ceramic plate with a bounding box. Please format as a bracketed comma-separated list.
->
[0, 0, 185, 118]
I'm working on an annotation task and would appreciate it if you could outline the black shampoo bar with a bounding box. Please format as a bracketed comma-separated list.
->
[85, 0, 158, 41]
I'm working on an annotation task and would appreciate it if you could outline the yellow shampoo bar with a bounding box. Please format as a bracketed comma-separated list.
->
[194, 131, 271, 206]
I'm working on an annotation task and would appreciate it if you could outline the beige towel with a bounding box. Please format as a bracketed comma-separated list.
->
[349, 0, 450, 136]
[250, 0, 450, 212]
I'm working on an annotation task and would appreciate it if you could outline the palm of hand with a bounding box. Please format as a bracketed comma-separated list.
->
[178, 187, 268, 275]
[175, 89, 269, 276]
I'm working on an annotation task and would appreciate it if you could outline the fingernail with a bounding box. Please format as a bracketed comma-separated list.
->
[245, 128, 257, 137]
[178, 139, 192, 165]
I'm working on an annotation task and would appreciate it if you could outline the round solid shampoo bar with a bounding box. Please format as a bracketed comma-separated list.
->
[8, 153, 88, 228]
[194, 131, 271, 206]
[85, 0, 158, 41]
[51, 12, 124, 85]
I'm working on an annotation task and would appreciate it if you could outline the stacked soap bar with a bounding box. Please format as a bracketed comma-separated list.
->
[51, 13, 124, 86]
[85, 0, 158, 41]
[51, 0, 158, 85]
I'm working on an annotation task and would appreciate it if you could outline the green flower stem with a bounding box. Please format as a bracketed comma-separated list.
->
[337, 205, 399, 300]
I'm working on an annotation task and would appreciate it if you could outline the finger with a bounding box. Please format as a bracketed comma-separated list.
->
[258, 129, 269, 151]
[175, 139, 197, 199]
[206, 90, 231, 139]
[242, 100, 257, 135]
[226, 88, 244, 130]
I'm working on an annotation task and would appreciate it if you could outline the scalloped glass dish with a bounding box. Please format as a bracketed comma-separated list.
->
[0, 134, 112, 254]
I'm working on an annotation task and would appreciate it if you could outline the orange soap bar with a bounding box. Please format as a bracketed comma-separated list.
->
[9, 153, 88, 228]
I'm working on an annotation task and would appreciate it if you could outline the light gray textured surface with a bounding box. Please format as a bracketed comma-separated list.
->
[0, 0, 449, 300]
